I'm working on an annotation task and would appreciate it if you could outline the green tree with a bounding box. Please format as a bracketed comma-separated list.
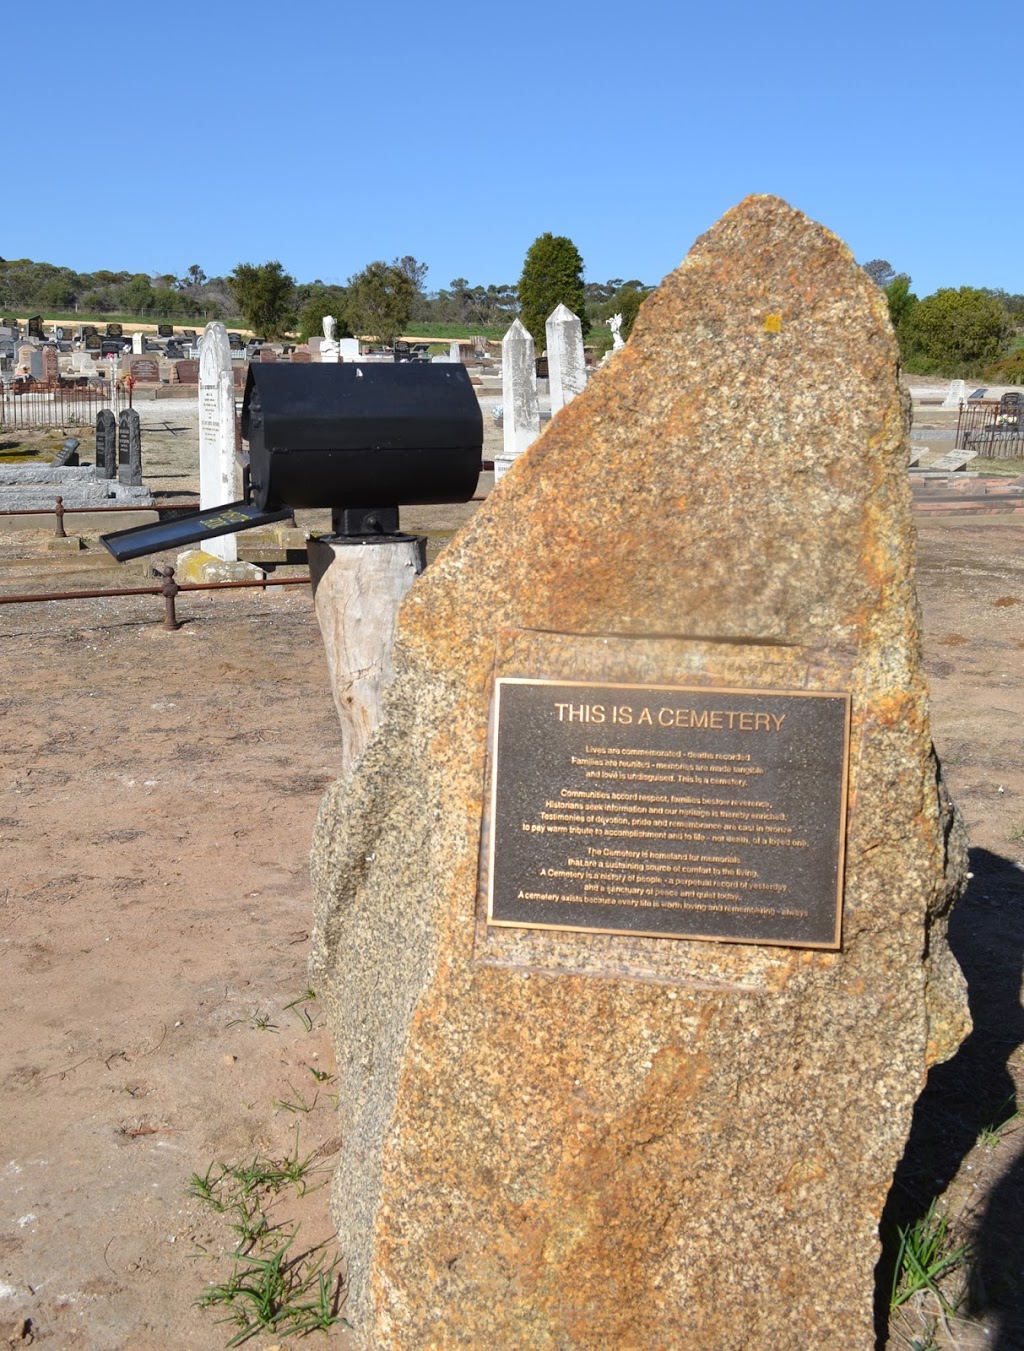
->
[517, 233, 589, 350]
[228, 260, 296, 338]
[345, 261, 416, 347]
[862, 258, 896, 289]
[884, 274, 917, 334]
[297, 286, 352, 342]
[900, 287, 1011, 373]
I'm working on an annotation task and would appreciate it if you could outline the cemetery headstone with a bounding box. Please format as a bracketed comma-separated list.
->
[545, 302, 587, 414]
[258, 346, 277, 362]
[100, 340, 122, 359]
[41, 346, 58, 384]
[290, 350, 312, 363]
[942, 378, 966, 410]
[81, 325, 98, 338]
[27, 315, 43, 339]
[128, 356, 161, 383]
[16, 344, 34, 371]
[309, 195, 970, 1350]
[84, 333, 102, 352]
[118, 408, 143, 486]
[95, 408, 117, 478]
[106, 322, 123, 339]
[228, 332, 245, 351]
[449, 340, 461, 364]
[28, 351, 44, 380]
[52, 437, 80, 467]
[320, 315, 341, 363]
[339, 337, 360, 361]
[175, 359, 200, 384]
[132, 332, 145, 355]
[183, 329, 197, 339]
[157, 323, 173, 338]
[496, 318, 540, 481]
[930, 449, 978, 472]
[199, 321, 237, 562]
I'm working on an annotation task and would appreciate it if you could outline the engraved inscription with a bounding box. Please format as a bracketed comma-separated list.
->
[487, 679, 850, 949]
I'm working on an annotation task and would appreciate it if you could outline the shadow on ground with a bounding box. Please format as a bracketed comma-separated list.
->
[875, 847, 1024, 1347]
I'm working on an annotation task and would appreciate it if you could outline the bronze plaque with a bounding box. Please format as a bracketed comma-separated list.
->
[487, 679, 850, 949]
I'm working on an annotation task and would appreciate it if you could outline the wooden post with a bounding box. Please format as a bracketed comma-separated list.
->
[308, 536, 427, 774]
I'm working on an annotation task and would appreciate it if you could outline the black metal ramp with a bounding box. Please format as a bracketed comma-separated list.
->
[101, 501, 294, 562]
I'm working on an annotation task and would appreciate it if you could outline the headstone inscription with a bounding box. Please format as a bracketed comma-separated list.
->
[198, 321, 237, 562]
[106, 322, 123, 339]
[84, 333, 102, 352]
[157, 323, 173, 338]
[117, 408, 142, 486]
[128, 356, 161, 383]
[930, 449, 979, 472]
[175, 359, 200, 384]
[308, 196, 971, 1349]
[95, 409, 117, 479]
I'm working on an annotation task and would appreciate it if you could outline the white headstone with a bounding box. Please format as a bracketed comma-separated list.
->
[546, 303, 587, 415]
[339, 338, 360, 362]
[132, 332, 145, 355]
[496, 319, 540, 483]
[942, 379, 967, 410]
[320, 315, 340, 363]
[930, 449, 978, 472]
[449, 341, 461, 364]
[198, 321, 238, 562]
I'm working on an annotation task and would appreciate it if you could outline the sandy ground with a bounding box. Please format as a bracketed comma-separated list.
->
[0, 402, 1023, 1347]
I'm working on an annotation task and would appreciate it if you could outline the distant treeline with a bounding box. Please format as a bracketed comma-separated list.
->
[0, 254, 654, 347]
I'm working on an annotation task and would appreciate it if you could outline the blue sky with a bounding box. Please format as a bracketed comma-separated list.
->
[7, 0, 1018, 299]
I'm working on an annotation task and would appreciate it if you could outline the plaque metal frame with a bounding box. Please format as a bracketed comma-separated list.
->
[486, 678, 851, 950]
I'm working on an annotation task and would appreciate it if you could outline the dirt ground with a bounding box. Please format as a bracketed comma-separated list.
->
[1, 407, 1023, 1347]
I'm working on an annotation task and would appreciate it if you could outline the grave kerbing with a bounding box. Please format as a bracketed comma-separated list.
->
[310, 195, 970, 1348]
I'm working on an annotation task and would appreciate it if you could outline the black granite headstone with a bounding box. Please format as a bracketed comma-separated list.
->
[118, 409, 142, 486]
[95, 409, 117, 478]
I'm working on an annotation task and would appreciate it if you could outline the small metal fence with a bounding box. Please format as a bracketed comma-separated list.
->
[955, 399, 1024, 459]
[0, 381, 121, 429]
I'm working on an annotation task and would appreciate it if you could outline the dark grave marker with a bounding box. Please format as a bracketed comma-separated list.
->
[95, 409, 117, 478]
[27, 315, 43, 339]
[84, 333, 102, 352]
[157, 323, 173, 338]
[118, 408, 142, 486]
[106, 322, 123, 338]
[175, 359, 200, 384]
[41, 347, 58, 384]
